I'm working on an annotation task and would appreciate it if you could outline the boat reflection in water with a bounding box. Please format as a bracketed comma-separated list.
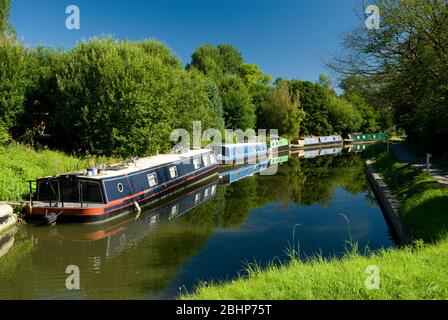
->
[290, 143, 373, 159]
[219, 152, 290, 185]
[26, 179, 218, 258]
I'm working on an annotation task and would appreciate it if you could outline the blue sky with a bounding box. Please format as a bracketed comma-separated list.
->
[9, 0, 363, 86]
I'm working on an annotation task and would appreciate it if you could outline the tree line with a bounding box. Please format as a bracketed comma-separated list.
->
[0, 1, 382, 158]
[329, 0, 448, 156]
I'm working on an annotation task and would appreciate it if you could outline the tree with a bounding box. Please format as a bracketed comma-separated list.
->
[0, 36, 38, 133]
[289, 80, 333, 136]
[318, 73, 334, 93]
[258, 80, 304, 139]
[49, 38, 224, 157]
[188, 43, 243, 77]
[219, 76, 256, 130]
[329, 0, 448, 153]
[239, 64, 271, 86]
[0, 0, 11, 34]
[327, 94, 363, 134]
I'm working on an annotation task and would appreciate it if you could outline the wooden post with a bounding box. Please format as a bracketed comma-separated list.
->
[426, 153, 432, 172]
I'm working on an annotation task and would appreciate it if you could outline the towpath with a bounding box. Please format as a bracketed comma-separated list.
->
[390, 143, 448, 187]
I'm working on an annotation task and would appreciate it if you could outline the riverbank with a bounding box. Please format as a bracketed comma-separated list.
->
[184, 144, 448, 300]
[0, 144, 113, 203]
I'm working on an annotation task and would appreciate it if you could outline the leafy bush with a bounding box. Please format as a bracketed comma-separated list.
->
[49, 38, 224, 157]
[0, 122, 10, 145]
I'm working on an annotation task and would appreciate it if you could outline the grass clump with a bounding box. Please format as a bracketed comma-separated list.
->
[0, 144, 113, 201]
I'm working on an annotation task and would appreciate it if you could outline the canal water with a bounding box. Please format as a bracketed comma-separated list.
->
[0, 146, 395, 299]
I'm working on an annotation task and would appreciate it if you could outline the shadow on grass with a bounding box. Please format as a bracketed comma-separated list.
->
[403, 194, 448, 242]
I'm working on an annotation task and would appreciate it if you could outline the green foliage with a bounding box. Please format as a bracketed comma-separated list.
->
[0, 36, 38, 131]
[136, 39, 182, 68]
[188, 43, 243, 77]
[258, 80, 304, 139]
[219, 76, 256, 130]
[290, 80, 333, 136]
[327, 94, 363, 134]
[46, 37, 223, 157]
[343, 92, 379, 133]
[204, 79, 225, 131]
[0, 0, 11, 33]
[239, 64, 271, 86]
[318, 73, 334, 93]
[0, 122, 10, 145]
[189, 44, 261, 130]
[372, 148, 448, 242]
[0, 144, 113, 201]
[333, 0, 448, 153]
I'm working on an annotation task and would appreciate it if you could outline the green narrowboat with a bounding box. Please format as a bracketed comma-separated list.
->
[346, 133, 388, 143]
[269, 138, 290, 152]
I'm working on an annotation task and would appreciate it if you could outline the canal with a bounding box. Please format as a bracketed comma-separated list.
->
[0, 146, 395, 299]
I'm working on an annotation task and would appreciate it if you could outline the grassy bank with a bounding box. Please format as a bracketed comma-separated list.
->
[0, 144, 113, 201]
[184, 145, 448, 300]
[185, 239, 448, 300]
[372, 148, 448, 242]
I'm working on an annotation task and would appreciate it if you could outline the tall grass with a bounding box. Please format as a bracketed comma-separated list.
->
[0, 144, 113, 201]
[183, 238, 448, 300]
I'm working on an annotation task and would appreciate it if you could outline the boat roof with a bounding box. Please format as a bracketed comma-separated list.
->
[213, 142, 266, 148]
[40, 149, 212, 181]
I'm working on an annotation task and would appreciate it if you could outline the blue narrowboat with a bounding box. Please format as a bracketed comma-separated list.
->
[291, 135, 343, 149]
[26, 149, 218, 224]
[212, 142, 268, 164]
[24, 180, 218, 259]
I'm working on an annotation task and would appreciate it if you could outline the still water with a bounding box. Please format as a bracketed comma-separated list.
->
[0, 148, 395, 299]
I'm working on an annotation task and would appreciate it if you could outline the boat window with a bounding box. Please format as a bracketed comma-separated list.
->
[169, 166, 178, 178]
[193, 158, 201, 169]
[37, 180, 55, 201]
[60, 179, 79, 202]
[209, 153, 216, 165]
[147, 173, 158, 187]
[204, 188, 210, 198]
[169, 204, 179, 220]
[194, 193, 201, 204]
[117, 183, 124, 193]
[81, 181, 104, 203]
[202, 154, 210, 167]
[211, 185, 216, 196]
[37, 178, 104, 203]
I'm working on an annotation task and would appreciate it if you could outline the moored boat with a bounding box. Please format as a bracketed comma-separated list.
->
[291, 135, 343, 149]
[26, 149, 218, 224]
[26, 179, 218, 245]
[345, 133, 388, 144]
[269, 138, 290, 153]
[212, 142, 268, 165]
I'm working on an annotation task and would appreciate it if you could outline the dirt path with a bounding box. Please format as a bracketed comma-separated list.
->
[390, 143, 448, 187]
